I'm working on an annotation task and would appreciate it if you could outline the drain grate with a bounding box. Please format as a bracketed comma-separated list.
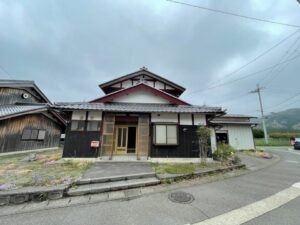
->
[168, 191, 194, 204]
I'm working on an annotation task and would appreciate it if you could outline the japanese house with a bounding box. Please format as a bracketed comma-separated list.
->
[56, 68, 230, 159]
[0, 80, 66, 154]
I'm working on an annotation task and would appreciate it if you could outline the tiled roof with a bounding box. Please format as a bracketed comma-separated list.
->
[0, 104, 66, 125]
[221, 114, 256, 118]
[54, 102, 224, 114]
[99, 68, 186, 94]
[211, 121, 257, 125]
[0, 79, 51, 103]
[211, 114, 257, 125]
[0, 104, 47, 119]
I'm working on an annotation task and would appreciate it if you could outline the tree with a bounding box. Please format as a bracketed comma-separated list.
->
[196, 126, 211, 162]
[253, 128, 264, 138]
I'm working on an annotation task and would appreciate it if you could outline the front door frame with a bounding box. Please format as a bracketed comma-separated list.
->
[114, 125, 138, 154]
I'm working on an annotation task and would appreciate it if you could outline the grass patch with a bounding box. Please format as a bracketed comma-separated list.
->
[0, 148, 92, 190]
[151, 162, 222, 175]
[255, 138, 290, 146]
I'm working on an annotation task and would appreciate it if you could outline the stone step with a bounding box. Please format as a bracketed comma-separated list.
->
[68, 177, 160, 196]
[76, 172, 156, 185]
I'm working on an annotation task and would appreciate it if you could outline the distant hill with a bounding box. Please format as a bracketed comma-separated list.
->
[257, 108, 300, 131]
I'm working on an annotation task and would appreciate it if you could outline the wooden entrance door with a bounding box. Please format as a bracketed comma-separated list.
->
[115, 126, 128, 154]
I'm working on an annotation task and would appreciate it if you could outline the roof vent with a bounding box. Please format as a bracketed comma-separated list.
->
[22, 93, 29, 99]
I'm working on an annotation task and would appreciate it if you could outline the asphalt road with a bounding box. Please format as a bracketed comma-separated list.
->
[0, 148, 299, 225]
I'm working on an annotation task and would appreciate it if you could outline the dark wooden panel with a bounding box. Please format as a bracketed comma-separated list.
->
[151, 125, 212, 158]
[63, 123, 100, 158]
[0, 114, 61, 153]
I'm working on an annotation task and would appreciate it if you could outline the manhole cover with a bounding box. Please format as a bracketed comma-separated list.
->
[168, 191, 194, 204]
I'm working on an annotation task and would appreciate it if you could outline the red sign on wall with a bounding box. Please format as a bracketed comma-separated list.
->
[90, 141, 100, 148]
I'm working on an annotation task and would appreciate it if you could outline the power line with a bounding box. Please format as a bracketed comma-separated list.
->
[165, 0, 300, 28]
[265, 98, 300, 113]
[187, 54, 300, 95]
[260, 34, 300, 86]
[211, 92, 250, 105]
[0, 64, 13, 79]
[185, 29, 300, 95]
[265, 91, 300, 110]
[206, 29, 300, 87]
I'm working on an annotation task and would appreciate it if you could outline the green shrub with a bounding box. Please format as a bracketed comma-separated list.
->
[253, 129, 264, 138]
[213, 144, 236, 161]
[269, 132, 300, 139]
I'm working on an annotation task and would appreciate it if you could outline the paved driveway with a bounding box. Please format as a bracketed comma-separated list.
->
[82, 162, 155, 179]
[0, 149, 299, 225]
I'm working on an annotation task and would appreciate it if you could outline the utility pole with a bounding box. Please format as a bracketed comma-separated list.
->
[250, 84, 269, 144]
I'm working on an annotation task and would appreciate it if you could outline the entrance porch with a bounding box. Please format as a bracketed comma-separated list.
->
[100, 113, 150, 160]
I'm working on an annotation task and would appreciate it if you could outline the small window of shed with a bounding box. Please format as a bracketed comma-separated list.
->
[38, 130, 46, 140]
[30, 129, 39, 140]
[21, 129, 31, 140]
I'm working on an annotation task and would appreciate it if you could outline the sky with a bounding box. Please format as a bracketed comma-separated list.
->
[0, 0, 300, 117]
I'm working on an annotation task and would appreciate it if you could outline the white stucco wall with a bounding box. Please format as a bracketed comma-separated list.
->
[121, 80, 132, 88]
[151, 113, 178, 123]
[220, 125, 255, 150]
[194, 114, 206, 126]
[87, 111, 102, 121]
[180, 114, 192, 125]
[72, 111, 86, 120]
[111, 90, 170, 104]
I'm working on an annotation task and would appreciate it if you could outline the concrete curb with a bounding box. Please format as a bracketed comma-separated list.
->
[0, 185, 68, 206]
[157, 164, 246, 182]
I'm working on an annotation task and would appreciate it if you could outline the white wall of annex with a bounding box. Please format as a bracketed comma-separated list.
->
[112, 90, 170, 104]
[222, 125, 255, 150]
[151, 113, 178, 123]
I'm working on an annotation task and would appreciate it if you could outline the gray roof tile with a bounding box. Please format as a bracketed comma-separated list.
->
[0, 105, 47, 118]
[54, 102, 224, 114]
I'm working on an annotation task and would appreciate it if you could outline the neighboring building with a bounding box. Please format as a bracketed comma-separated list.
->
[211, 114, 257, 150]
[0, 80, 66, 154]
[56, 68, 228, 159]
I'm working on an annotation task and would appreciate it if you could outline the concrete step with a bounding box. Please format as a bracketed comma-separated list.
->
[76, 172, 156, 185]
[68, 177, 160, 196]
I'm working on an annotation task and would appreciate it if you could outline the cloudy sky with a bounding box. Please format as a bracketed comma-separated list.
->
[0, 0, 300, 116]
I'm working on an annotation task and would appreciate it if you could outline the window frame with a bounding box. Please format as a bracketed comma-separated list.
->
[37, 130, 46, 141]
[153, 124, 179, 146]
[86, 120, 101, 132]
[70, 120, 86, 131]
[21, 128, 47, 141]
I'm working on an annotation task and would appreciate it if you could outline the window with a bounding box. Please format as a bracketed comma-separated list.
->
[21, 129, 32, 140]
[153, 125, 178, 145]
[38, 130, 46, 140]
[71, 120, 85, 131]
[21, 129, 46, 141]
[87, 121, 101, 131]
[30, 129, 38, 140]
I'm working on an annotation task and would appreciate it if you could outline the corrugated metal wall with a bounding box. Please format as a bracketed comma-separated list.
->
[222, 125, 255, 149]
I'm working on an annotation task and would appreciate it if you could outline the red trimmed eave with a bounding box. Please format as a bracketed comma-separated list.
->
[89, 83, 190, 105]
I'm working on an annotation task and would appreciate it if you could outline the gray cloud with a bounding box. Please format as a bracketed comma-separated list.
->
[0, 0, 299, 116]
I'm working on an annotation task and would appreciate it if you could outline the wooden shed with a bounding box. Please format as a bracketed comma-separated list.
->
[0, 80, 66, 154]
